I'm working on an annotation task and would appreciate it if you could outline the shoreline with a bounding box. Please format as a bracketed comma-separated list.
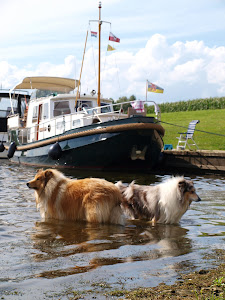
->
[121, 265, 225, 299]
[44, 249, 225, 299]
[107, 249, 225, 299]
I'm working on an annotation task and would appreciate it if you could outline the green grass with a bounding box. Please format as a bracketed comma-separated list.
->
[150, 109, 225, 151]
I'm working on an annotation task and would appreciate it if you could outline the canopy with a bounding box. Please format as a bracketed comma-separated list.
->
[12, 77, 79, 93]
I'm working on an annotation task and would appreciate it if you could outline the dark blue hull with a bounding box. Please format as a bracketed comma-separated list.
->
[9, 116, 164, 171]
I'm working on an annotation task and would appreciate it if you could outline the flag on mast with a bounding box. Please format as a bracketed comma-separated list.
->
[107, 44, 116, 51]
[91, 31, 97, 38]
[147, 81, 164, 93]
[109, 32, 120, 43]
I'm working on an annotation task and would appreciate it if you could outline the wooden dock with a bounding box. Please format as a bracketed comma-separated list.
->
[160, 150, 225, 175]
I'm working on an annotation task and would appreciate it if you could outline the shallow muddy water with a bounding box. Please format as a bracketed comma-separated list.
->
[0, 160, 225, 299]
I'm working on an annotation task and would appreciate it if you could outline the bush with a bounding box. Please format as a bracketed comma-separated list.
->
[146, 97, 225, 114]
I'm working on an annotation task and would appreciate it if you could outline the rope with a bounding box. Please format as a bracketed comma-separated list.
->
[159, 121, 225, 137]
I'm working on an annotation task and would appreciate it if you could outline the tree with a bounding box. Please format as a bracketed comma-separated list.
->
[113, 95, 136, 113]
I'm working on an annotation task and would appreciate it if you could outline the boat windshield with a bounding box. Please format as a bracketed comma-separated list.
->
[30, 89, 68, 99]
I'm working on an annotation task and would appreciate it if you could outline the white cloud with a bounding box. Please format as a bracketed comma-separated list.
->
[169, 59, 205, 83]
[1, 34, 225, 102]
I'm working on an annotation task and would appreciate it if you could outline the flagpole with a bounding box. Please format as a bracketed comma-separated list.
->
[97, 1, 102, 107]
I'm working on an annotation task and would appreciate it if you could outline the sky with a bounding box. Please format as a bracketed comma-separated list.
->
[1, 0, 225, 103]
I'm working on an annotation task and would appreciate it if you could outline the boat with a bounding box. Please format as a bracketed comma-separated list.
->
[0, 123, 7, 158]
[4, 3, 165, 171]
[0, 90, 30, 158]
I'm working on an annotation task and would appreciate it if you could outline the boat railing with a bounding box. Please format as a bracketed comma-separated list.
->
[83, 100, 160, 119]
[11, 99, 160, 144]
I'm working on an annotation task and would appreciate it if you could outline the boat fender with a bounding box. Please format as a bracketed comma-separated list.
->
[0, 142, 5, 152]
[7, 142, 17, 158]
[48, 142, 62, 160]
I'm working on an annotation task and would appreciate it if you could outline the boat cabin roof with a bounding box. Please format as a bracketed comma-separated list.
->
[12, 77, 79, 93]
[11, 77, 112, 106]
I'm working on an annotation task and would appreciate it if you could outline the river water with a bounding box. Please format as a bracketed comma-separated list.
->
[0, 159, 225, 299]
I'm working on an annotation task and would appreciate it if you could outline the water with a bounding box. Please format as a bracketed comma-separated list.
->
[0, 159, 225, 299]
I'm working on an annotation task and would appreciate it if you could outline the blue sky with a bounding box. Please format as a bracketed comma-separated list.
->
[1, 0, 225, 103]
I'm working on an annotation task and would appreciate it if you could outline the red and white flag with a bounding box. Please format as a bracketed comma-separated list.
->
[109, 32, 120, 43]
[91, 31, 97, 38]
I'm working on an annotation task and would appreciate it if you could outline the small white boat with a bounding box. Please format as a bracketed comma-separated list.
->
[0, 90, 30, 158]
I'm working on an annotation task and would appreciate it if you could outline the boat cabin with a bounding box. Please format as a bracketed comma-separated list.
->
[7, 77, 124, 144]
[24, 92, 114, 142]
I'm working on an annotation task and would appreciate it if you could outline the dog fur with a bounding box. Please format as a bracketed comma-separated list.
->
[115, 176, 201, 224]
[27, 169, 124, 225]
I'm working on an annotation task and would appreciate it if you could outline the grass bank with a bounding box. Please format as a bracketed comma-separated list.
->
[153, 109, 225, 150]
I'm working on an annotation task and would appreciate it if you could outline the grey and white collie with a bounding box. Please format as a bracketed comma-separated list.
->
[115, 176, 201, 224]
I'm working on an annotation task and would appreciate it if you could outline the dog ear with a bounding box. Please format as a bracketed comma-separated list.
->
[44, 170, 53, 180]
[178, 180, 186, 192]
[36, 168, 43, 173]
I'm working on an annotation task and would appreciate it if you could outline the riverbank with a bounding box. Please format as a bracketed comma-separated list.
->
[56, 250, 225, 299]
[115, 249, 225, 299]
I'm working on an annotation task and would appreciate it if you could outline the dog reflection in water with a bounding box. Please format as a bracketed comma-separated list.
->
[31, 220, 191, 278]
[116, 176, 201, 225]
[27, 168, 124, 225]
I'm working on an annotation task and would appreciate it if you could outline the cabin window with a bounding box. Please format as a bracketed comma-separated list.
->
[32, 106, 38, 123]
[81, 101, 92, 108]
[43, 103, 49, 120]
[53, 101, 71, 117]
[75, 100, 92, 112]
[101, 102, 111, 113]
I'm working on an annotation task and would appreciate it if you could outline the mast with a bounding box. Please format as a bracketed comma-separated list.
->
[89, 3, 110, 106]
[97, 1, 102, 107]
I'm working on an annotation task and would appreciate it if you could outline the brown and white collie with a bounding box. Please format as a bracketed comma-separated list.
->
[116, 176, 201, 224]
[27, 169, 124, 225]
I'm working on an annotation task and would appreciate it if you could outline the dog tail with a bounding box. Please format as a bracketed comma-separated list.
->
[115, 181, 127, 193]
[120, 181, 156, 220]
